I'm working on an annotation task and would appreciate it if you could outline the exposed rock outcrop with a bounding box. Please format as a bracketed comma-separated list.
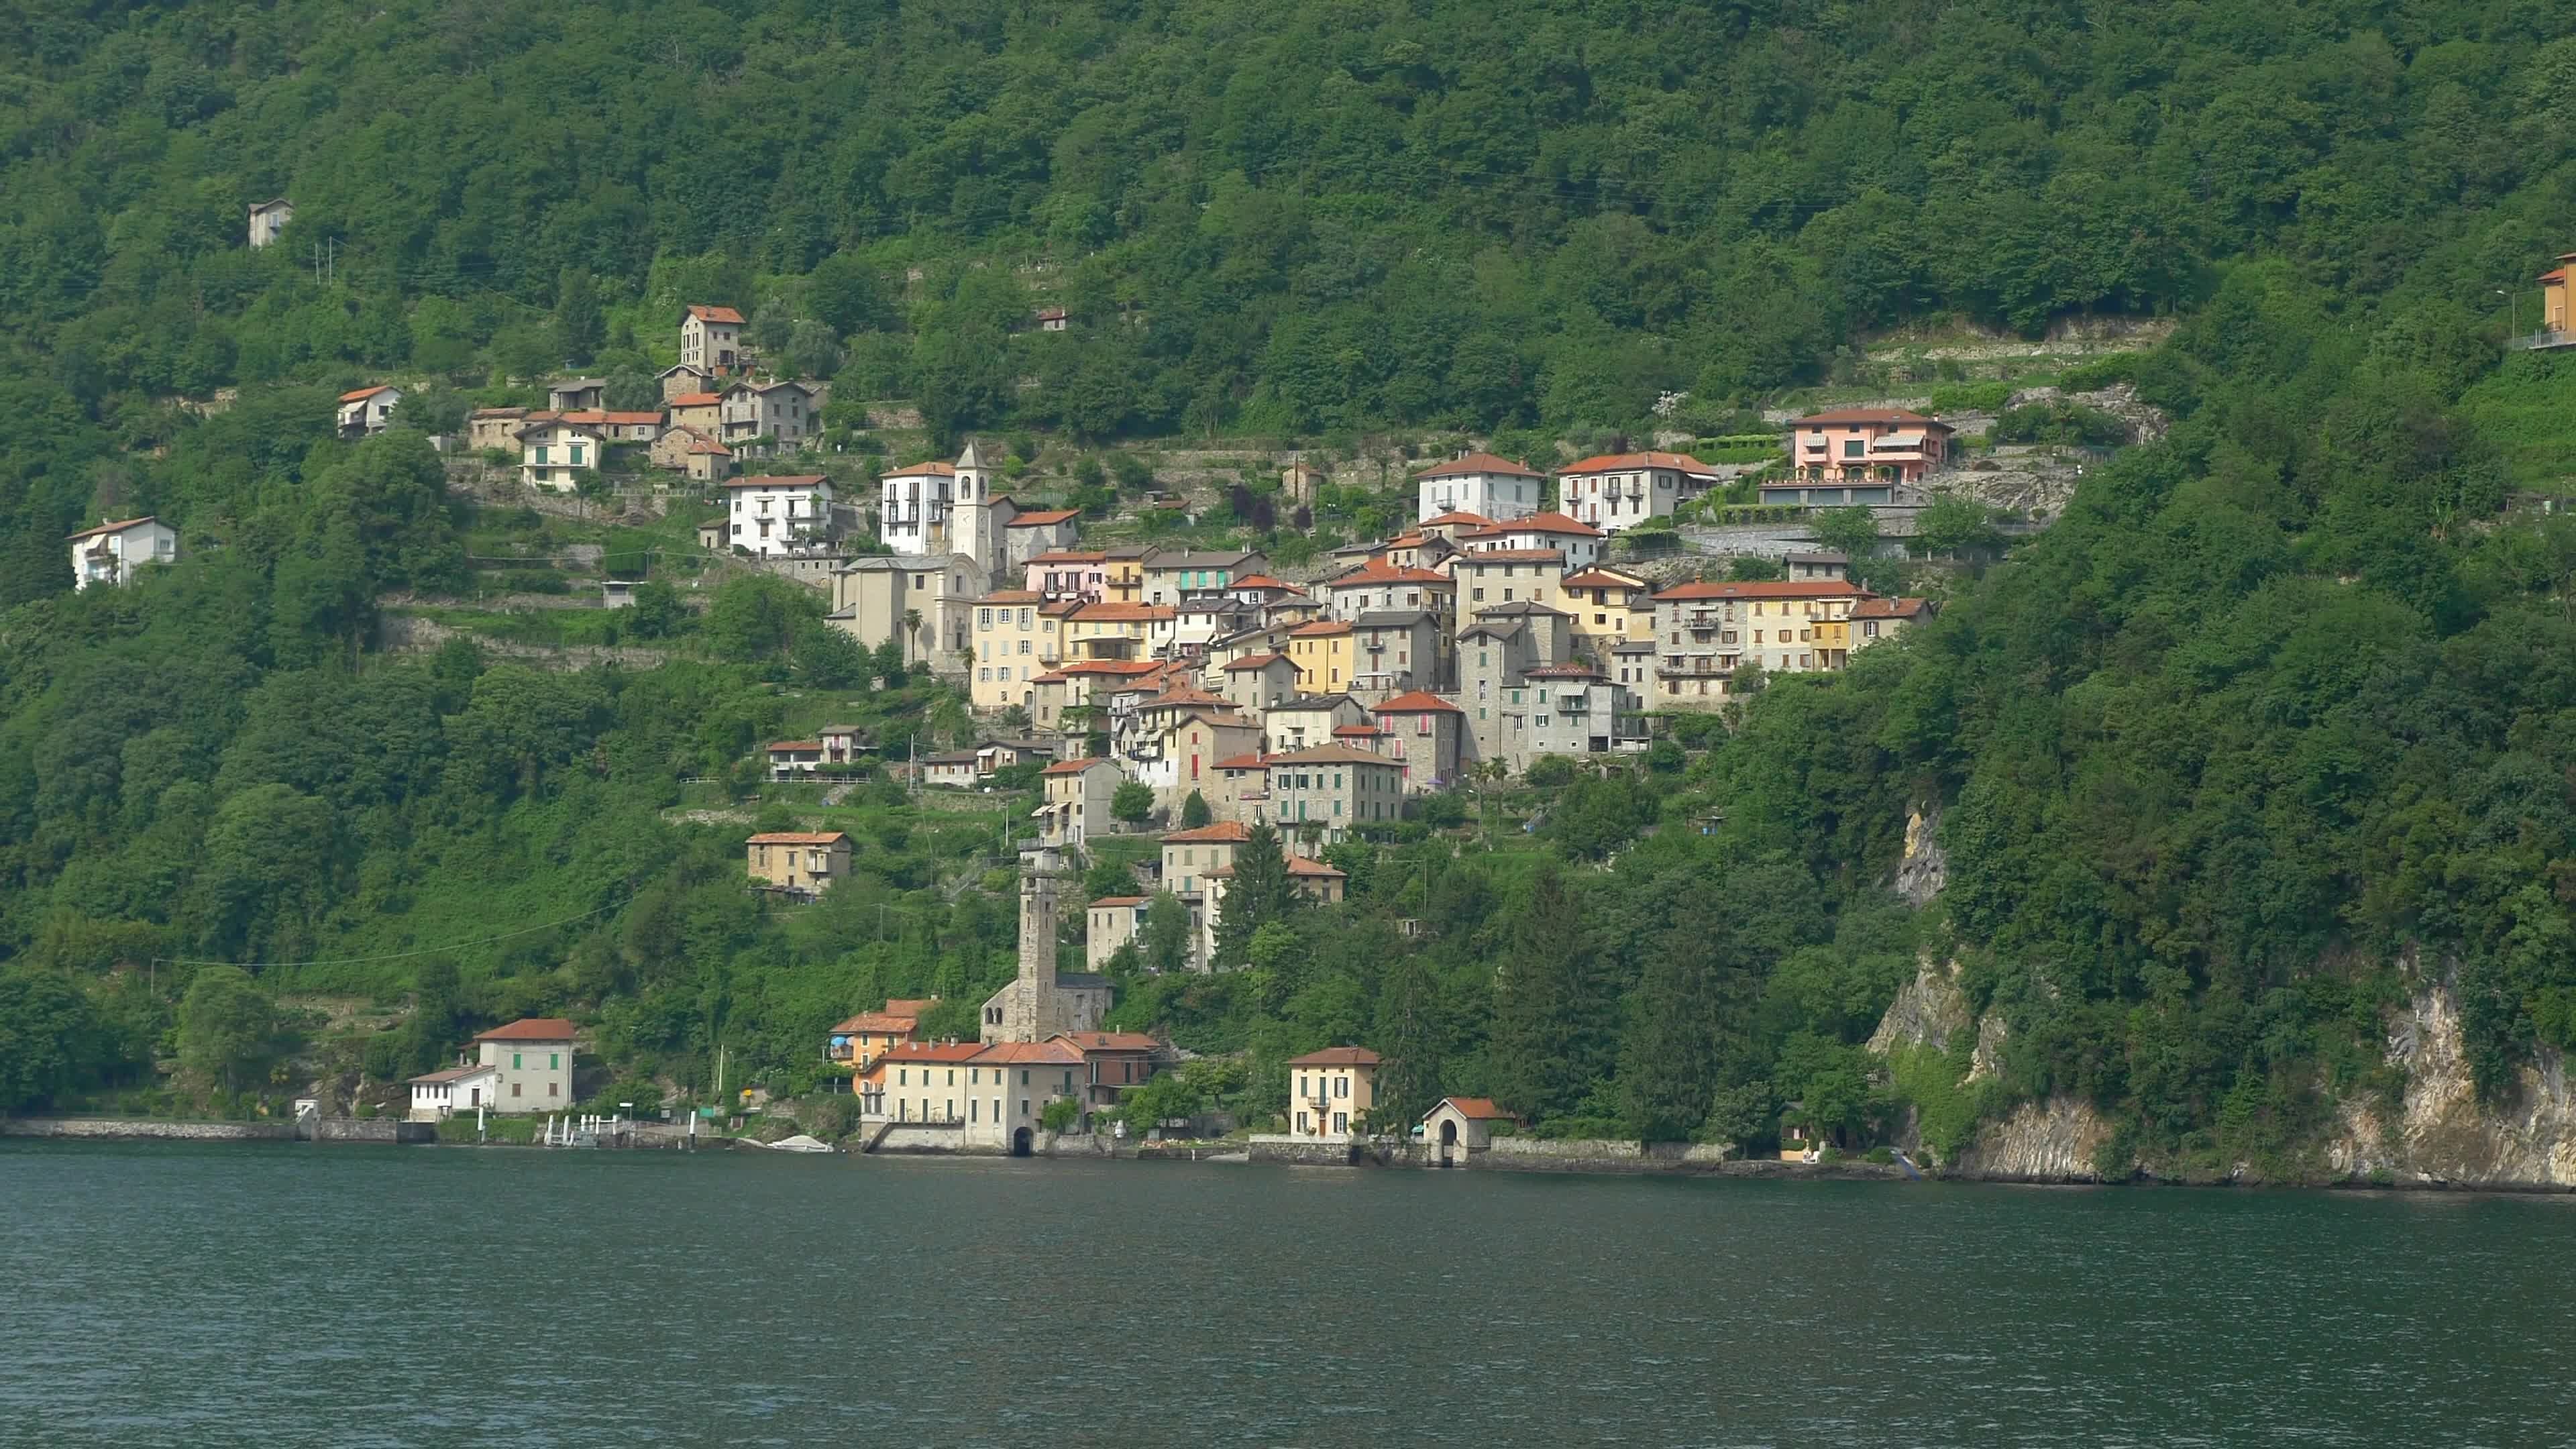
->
[1892, 801, 1947, 907]
[1954, 1095, 2114, 1182]
[2337, 984, 2576, 1188]
[1867, 956, 1971, 1056]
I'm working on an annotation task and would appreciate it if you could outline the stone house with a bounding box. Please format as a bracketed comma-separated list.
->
[1349, 610, 1446, 697]
[1049, 1031, 1171, 1113]
[680, 305, 745, 373]
[1263, 744, 1405, 844]
[467, 407, 531, 452]
[1326, 558, 1455, 625]
[548, 379, 608, 412]
[1263, 694, 1368, 754]
[1216, 651, 1304, 714]
[745, 830, 851, 896]
[658, 363, 716, 400]
[1003, 508, 1081, 570]
[1038, 758, 1122, 849]
[721, 380, 818, 451]
[1366, 690, 1464, 792]
[1447, 549, 1568, 623]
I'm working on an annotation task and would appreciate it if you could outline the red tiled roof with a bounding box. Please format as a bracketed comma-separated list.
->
[1008, 508, 1080, 527]
[1851, 596, 1932, 619]
[830, 1010, 920, 1034]
[473, 1018, 578, 1042]
[1416, 452, 1543, 480]
[1231, 574, 1293, 590]
[1558, 450, 1719, 474]
[881, 461, 957, 478]
[65, 516, 160, 542]
[1265, 745, 1401, 767]
[863, 1042, 987, 1073]
[669, 391, 723, 407]
[1221, 652, 1294, 672]
[1072, 602, 1177, 621]
[1042, 758, 1112, 775]
[1453, 548, 1565, 564]
[338, 384, 396, 402]
[1336, 559, 1452, 586]
[1372, 690, 1462, 714]
[1431, 1096, 1515, 1120]
[1466, 511, 1603, 539]
[1051, 1030, 1163, 1053]
[747, 831, 850, 845]
[886, 998, 939, 1016]
[726, 474, 828, 490]
[684, 434, 731, 455]
[767, 740, 825, 753]
[1285, 855, 1346, 878]
[980, 589, 1042, 604]
[1089, 896, 1149, 908]
[1332, 722, 1382, 736]
[1290, 621, 1354, 637]
[1560, 569, 1644, 590]
[1653, 580, 1868, 602]
[1162, 821, 1253, 844]
[686, 305, 746, 324]
[1287, 1046, 1381, 1067]
[972, 1040, 1085, 1065]
[1420, 510, 1497, 527]
[1029, 549, 1108, 564]
[1213, 753, 1271, 771]
[1791, 408, 1952, 430]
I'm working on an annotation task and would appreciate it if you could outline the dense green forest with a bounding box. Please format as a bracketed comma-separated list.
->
[9, 0, 2576, 1173]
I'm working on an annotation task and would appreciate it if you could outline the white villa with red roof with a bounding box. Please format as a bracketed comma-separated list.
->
[1414, 451, 1546, 522]
[335, 384, 402, 438]
[409, 1017, 578, 1118]
[67, 517, 176, 590]
[1458, 511, 1607, 570]
[1556, 450, 1724, 534]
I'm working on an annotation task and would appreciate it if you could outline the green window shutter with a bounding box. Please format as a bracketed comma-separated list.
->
[513, 1053, 522, 1069]
[550, 1053, 559, 1069]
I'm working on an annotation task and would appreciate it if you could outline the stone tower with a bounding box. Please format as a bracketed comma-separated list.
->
[983, 845, 1064, 1044]
[953, 439, 993, 576]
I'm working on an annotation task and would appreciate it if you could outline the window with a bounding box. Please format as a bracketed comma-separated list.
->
[512, 1083, 523, 1097]
[550, 1054, 559, 1069]
[513, 1053, 522, 1069]
[1333, 1112, 1348, 1133]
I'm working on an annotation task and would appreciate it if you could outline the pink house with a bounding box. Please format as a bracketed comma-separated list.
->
[1026, 549, 1108, 602]
[1784, 409, 1955, 491]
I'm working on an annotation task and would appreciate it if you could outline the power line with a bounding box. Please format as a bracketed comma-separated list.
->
[152, 885, 637, 971]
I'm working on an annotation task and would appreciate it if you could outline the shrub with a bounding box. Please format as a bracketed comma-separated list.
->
[1927, 380, 2013, 413]
[1990, 400, 2131, 447]
[2055, 352, 2146, 392]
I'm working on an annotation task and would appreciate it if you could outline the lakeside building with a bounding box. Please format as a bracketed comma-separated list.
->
[1285, 1046, 1380, 1138]
[408, 1018, 576, 1118]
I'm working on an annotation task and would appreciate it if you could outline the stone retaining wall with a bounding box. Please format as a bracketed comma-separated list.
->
[1, 1117, 297, 1142]
[1246, 1135, 1364, 1167]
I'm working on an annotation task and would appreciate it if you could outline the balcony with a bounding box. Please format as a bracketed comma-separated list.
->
[2508, 329, 2576, 352]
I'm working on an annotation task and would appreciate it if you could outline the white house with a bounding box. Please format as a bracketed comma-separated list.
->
[518, 419, 605, 492]
[879, 461, 955, 555]
[1458, 511, 1607, 570]
[723, 474, 835, 557]
[1414, 451, 1546, 523]
[336, 385, 402, 438]
[407, 1063, 502, 1121]
[247, 197, 293, 249]
[680, 305, 745, 372]
[1556, 451, 1725, 535]
[67, 517, 177, 590]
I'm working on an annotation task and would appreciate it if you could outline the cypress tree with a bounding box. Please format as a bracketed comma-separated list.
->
[1487, 865, 1611, 1122]
[1212, 824, 1297, 968]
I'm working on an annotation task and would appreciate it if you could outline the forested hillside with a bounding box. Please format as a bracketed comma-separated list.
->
[9, 0, 2576, 1172]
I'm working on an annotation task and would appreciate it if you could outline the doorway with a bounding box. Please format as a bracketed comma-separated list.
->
[1012, 1126, 1033, 1157]
[1438, 1118, 1458, 1167]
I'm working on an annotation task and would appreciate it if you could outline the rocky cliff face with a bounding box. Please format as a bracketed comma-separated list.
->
[1870, 959, 2576, 1188]
[1891, 802, 1947, 908]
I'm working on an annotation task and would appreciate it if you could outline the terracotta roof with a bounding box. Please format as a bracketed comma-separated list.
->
[338, 385, 398, 403]
[1332, 722, 1383, 736]
[971, 1040, 1085, 1065]
[767, 740, 824, 753]
[1335, 559, 1452, 586]
[669, 391, 723, 407]
[469, 407, 529, 419]
[1851, 596, 1932, 619]
[1452, 548, 1565, 564]
[1051, 1030, 1163, 1052]
[1416, 452, 1543, 480]
[1072, 602, 1177, 621]
[1558, 450, 1719, 474]
[1653, 580, 1868, 602]
[1420, 510, 1498, 527]
[1007, 508, 1081, 527]
[1266, 745, 1401, 767]
[1290, 621, 1354, 637]
[1212, 753, 1271, 771]
[600, 411, 663, 425]
[1428, 1096, 1515, 1121]
[1372, 690, 1463, 714]
[1524, 662, 1605, 679]
[979, 589, 1042, 604]
[726, 474, 828, 490]
[1089, 896, 1148, 910]
[1560, 569, 1644, 590]
[472, 1018, 578, 1042]
[1791, 407, 1952, 430]
[863, 1042, 987, 1073]
[65, 516, 160, 542]
[1230, 574, 1293, 590]
[1221, 652, 1295, 672]
[881, 460, 958, 478]
[684, 434, 731, 455]
[1058, 659, 1163, 676]
[1029, 549, 1108, 564]
[1287, 1046, 1381, 1067]
[1035, 307, 1068, 322]
[830, 1010, 920, 1034]
[1144, 687, 1233, 709]
[747, 830, 851, 845]
[1162, 821, 1253, 844]
[1285, 855, 1347, 878]
[1465, 511, 1603, 539]
[686, 305, 746, 324]
[885, 998, 939, 1016]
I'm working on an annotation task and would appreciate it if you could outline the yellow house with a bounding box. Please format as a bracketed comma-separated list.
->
[971, 590, 1065, 710]
[1559, 566, 1656, 657]
[1102, 547, 1150, 604]
[745, 830, 851, 895]
[1287, 619, 1356, 692]
[1286, 1046, 1379, 1137]
[1065, 602, 1173, 661]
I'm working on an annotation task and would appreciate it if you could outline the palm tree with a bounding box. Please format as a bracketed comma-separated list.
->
[902, 608, 923, 665]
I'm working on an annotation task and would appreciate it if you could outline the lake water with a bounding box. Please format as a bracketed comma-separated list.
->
[3, 1142, 2572, 1447]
